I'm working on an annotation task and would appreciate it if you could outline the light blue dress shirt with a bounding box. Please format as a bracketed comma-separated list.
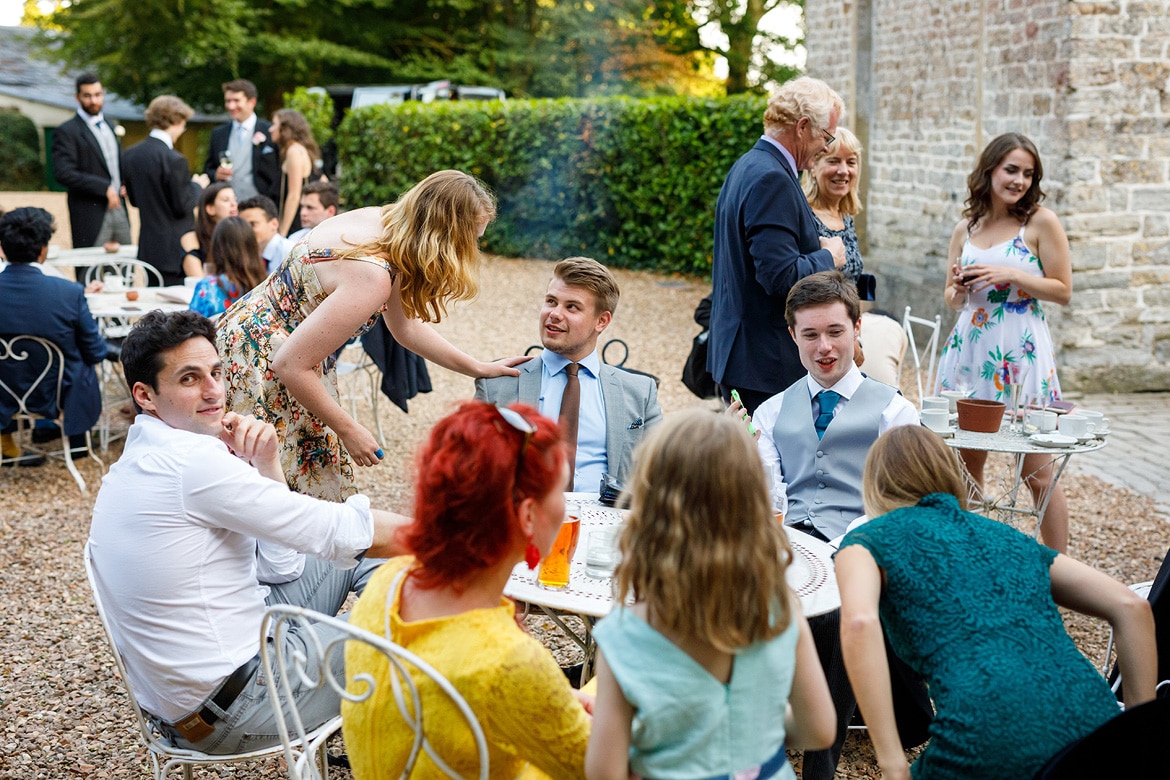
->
[538, 348, 607, 492]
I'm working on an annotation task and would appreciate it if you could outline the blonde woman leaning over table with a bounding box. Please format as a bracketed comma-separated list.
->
[804, 127, 865, 283]
[217, 170, 527, 501]
[936, 133, 1074, 552]
[343, 401, 592, 780]
[586, 409, 834, 780]
[837, 426, 1154, 780]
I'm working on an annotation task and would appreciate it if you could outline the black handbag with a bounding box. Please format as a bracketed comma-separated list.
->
[681, 294, 718, 399]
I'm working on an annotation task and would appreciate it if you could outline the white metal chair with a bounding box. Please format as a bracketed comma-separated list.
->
[0, 335, 102, 492]
[84, 257, 165, 288]
[900, 306, 943, 402]
[261, 604, 489, 780]
[335, 341, 385, 444]
[84, 543, 339, 779]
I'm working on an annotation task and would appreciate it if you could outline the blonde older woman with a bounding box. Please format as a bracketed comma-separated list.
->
[804, 127, 864, 282]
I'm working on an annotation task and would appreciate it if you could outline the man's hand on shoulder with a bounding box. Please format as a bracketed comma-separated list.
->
[219, 412, 284, 481]
[820, 236, 846, 268]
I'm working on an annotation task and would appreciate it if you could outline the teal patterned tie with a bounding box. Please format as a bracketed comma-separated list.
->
[814, 390, 841, 439]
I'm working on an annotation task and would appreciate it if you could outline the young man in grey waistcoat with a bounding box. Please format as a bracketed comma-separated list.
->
[743, 270, 925, 780]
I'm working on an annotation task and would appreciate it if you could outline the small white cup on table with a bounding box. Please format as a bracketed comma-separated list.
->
[920, 408, 951, 433]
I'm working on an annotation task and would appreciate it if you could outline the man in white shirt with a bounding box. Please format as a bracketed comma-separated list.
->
[737, 271, 925, 779]
[239, 195, 293, 273]
[474, 257, 661, 491]
[88, 310, 403, 755]
[50, 72, 132, 248]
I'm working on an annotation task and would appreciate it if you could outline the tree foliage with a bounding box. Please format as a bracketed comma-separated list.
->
[42, 0, 799, 105]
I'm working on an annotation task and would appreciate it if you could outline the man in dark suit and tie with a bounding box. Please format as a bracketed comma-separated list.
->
[708, 76, 848, 415]
[51, 73, 132, 248]
[0, 207, 108, 458]
[202, 79, 281, 206]
[122, 96, 210, 285]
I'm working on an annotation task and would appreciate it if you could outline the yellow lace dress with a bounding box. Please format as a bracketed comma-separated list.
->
[217, 240, 392, 501]
[343, 557, 591, 780]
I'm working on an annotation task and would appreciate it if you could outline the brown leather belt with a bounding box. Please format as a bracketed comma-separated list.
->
[170, 653, 260, 743]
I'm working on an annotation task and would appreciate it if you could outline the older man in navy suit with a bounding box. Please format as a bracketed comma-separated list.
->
[0, 208, 108, 458]
[709, 77, 848, 415]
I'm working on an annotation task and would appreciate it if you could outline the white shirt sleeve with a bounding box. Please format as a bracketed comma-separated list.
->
[177, 443, 374, 569]
[254, 539, 307, 583]
[750, 391, 789, 513]
[880, 392, 921, 432]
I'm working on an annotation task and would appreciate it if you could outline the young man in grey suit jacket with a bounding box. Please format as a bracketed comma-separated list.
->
[475, 257, 661, 491]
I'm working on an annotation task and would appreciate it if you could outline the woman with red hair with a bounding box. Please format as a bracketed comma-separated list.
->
[343, 400, 592, 779]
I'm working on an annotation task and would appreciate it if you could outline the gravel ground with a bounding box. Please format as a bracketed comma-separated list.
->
[2, 255, 1167, 779]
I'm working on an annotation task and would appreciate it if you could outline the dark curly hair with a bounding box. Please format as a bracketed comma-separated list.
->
[401, 401, 566, 593]
[0, 207, 55, 264]
[964, 133, 1045, 230]
[121, 310, 217, 409]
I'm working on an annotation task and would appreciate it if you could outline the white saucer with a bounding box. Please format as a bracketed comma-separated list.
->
[1031, 433, 1078, 448]
[1094, 428, 1111, 437]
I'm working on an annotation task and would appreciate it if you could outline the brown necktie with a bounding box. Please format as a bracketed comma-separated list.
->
[559, 363, 581, 470]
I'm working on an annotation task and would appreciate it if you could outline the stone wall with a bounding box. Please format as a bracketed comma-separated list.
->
[804, 0, 1170, 392]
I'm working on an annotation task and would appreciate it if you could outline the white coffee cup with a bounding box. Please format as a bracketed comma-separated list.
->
[1058, 414, 1089, 438]
[1077, 410, 1104, 431]
[939, 390, 968, 413]
[921, 408, 950, 432]
[1025, 410, 1058, 433]
[921, 396, 950, 413]
[103, 273, 124, 291]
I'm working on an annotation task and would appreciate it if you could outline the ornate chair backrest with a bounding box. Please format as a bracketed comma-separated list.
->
[260, 604, 489, 780]
[84, 258, 165, 288]
[0, 335, 64, 422]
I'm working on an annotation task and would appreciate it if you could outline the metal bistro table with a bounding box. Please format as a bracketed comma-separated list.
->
[504, 493, 842, 683]
[942, 423, 1107, 538]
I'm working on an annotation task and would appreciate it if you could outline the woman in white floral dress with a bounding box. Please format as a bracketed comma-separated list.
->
[936, 133, 1074, 552]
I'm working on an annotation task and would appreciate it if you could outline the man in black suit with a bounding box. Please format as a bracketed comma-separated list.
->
[123, 96, 210, 286]
[708, 76, 848, 415]
[51, 73, 132, 248]
[0, 207, 108, 458]
[202, 79, 280, 205]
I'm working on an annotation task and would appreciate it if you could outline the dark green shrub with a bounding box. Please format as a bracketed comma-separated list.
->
[0, 110, 45, 191]
[336, 95, 766, 276]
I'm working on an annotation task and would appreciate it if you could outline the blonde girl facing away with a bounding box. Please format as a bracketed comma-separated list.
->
[269, 108, 320, 237]
[218, 169, 527, 502]
[586, 409, 834, 780]
[837, 425, 1155, 780]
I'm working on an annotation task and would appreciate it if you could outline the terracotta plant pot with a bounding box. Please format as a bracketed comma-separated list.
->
[956, 399, 1006, 433]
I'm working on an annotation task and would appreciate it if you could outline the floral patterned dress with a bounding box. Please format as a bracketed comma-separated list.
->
[936, 225, 1061, 407]
[217, 239, 393, 501]
[189, 274, 244, 319]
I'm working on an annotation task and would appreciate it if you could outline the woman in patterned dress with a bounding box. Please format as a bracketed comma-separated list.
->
[936, 134, 1074, 551]
[218, 170, 526, 501]
[804, 127, 864, 283]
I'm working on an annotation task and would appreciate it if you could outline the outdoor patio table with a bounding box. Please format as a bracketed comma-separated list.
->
[941, 422, 1107, 538]
[505, 492, 842, 683]
[85, 286, 192, 322]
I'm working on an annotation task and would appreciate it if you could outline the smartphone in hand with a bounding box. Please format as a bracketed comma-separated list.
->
[730, 389, 758, 436]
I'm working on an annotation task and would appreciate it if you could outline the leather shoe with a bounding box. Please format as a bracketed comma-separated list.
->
[31, 426, 62, 444]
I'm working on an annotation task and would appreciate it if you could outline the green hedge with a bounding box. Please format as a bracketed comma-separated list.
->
[0, 110, 44, 191]
[335, 95, 766, 276]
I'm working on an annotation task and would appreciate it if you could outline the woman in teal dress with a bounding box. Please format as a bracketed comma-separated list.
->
[836, 425, 1155, 780]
